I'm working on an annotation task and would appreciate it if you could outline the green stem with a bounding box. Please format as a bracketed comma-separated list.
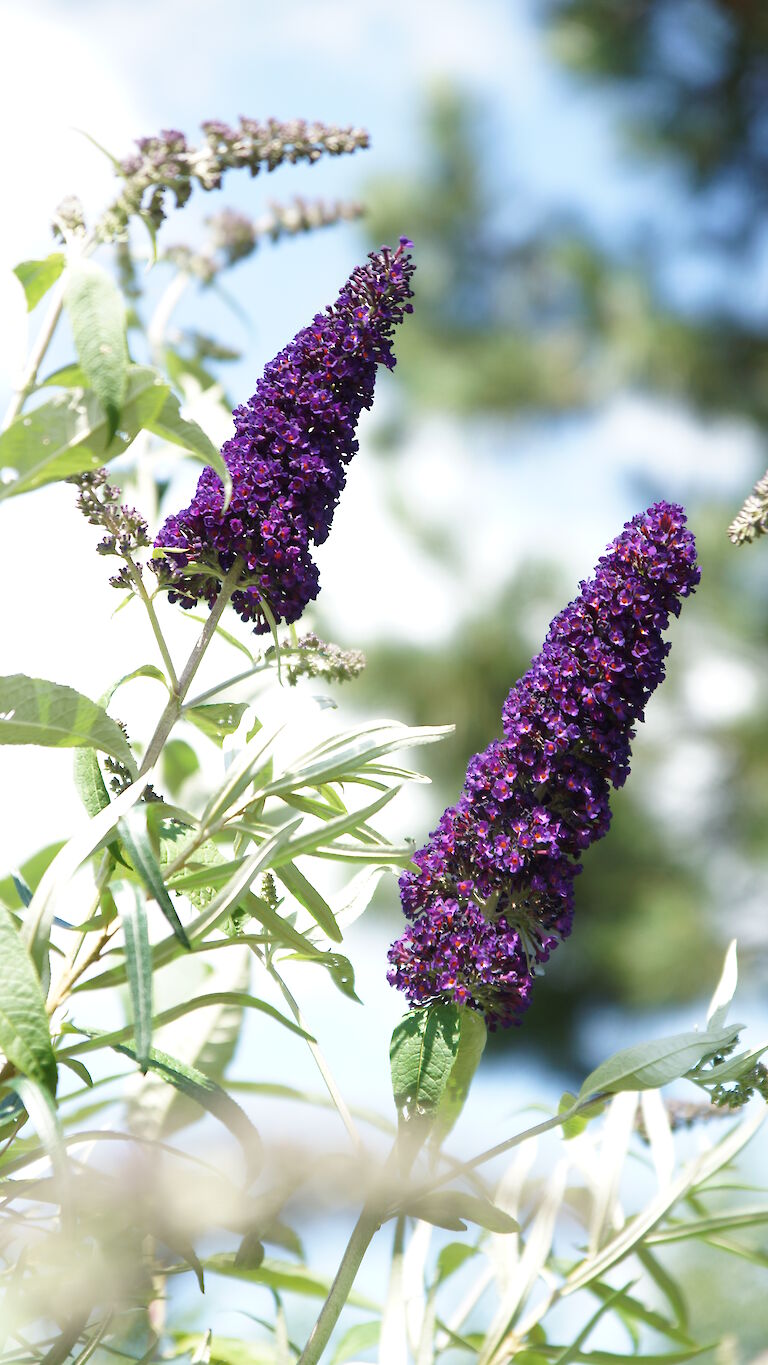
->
[2, 280, 66, 430]
[297, 1207, 382, 1365]
[125, 559, 179, 691]
[2, 232, 98, 431]
[139, 558, 243, 776]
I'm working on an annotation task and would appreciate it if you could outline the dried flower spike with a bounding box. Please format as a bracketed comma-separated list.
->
[388, 502, 700, 1029]
[153, 241, 415, 632]
[98, 117, 369, 239]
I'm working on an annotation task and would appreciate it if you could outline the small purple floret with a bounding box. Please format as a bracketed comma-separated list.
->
[153, 242, 415, 630]
[388, 502, 700, 1029]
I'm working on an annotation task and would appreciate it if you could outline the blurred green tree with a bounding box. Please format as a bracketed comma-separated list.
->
[344, 73, 768, 1067]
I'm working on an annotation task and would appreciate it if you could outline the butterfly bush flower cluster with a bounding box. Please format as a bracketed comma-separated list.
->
[153, 241, 415, 632]
[388, 503, 700, 1029]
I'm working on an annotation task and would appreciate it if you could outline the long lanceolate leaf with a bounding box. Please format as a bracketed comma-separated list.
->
[23, 769, 155, 983]
[74, 819, 302, 994]
[64, 259, 129, 443]
[113, 1043, 262, 1177]
[260, 722, 453, 797]
[0, 675, 135, 766]
[119, 805, 190, 948]
[12, 1076, 71, 1226]
[120, 893, 153, 1071]
[562, 1105, 766, 1296]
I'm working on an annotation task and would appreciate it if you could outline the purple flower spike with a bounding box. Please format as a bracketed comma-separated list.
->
[153, 242, 415, 631]
[388, 502, 700, 1030]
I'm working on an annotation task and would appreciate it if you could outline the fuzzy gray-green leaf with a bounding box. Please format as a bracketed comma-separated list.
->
[0, 904, 57, 1094]
[64, 259, 129, 442]
[0, 675, 134, 766]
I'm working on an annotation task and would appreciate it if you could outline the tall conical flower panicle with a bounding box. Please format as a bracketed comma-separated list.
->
[388, 502, 700, 1030]
[153, 240, 415, 631]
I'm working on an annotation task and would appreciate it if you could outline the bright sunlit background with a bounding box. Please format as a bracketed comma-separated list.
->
[3, 0, 768, 1353]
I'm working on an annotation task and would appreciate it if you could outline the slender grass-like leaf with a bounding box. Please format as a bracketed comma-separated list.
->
[121, 892, 153, 1071]
[23, 770, 153, 981]
[273, 784, 401, 864]
[586, 1280, 694, 1347]
[73, 819, 303, 994]
[563, 1106, 766, 1295]
[260, 722, 453, 797]
[119, 805, 190, 948]
[112, 1042, 262, 1176]
[274, 861, 342, 942]
[59, 990, 312, 1058]
[12, 1076, 69, 1208]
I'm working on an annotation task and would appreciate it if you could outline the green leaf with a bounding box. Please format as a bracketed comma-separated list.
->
[14, 253, 66, 311]
[186, 702, 249, 746]
[162, 739, 200, 797]
[63, 259, 129, 443]
[431, 1006, 486, 1147]
[390, 1003, 462, 1159]
[261, 721, 453, 797]
[551, 1282, 640, 1365]
[436, 1241, 480, 1283]
[0, 903, 57, 1093]
[0, 842, 64, 911]
[121, 894, 153, 1071]
[0, 675, 134, 766]
[275, 785, 401, 864]
[636, 1246, 689, 1329]
[274, 861, 342, 942]
[145, 388, 233, 511]
[331, 1321, 380, 1365]
[0, 366, 168, 500]
[73, 747, 112, 819]
[113, 1042, 261, 1176]
[406, 1190, 518, 1233]
[647, 1206, 768, 1244]
[12, 1076, 69, 1218]
[558, 1090, 607, 1139]
[62, 991, 312, 1057]
[118, 806, 190, 948]
[586, 1281, 694, 1348]
[578, 1024, 744, 1100]
[40, 361, 88, 387]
